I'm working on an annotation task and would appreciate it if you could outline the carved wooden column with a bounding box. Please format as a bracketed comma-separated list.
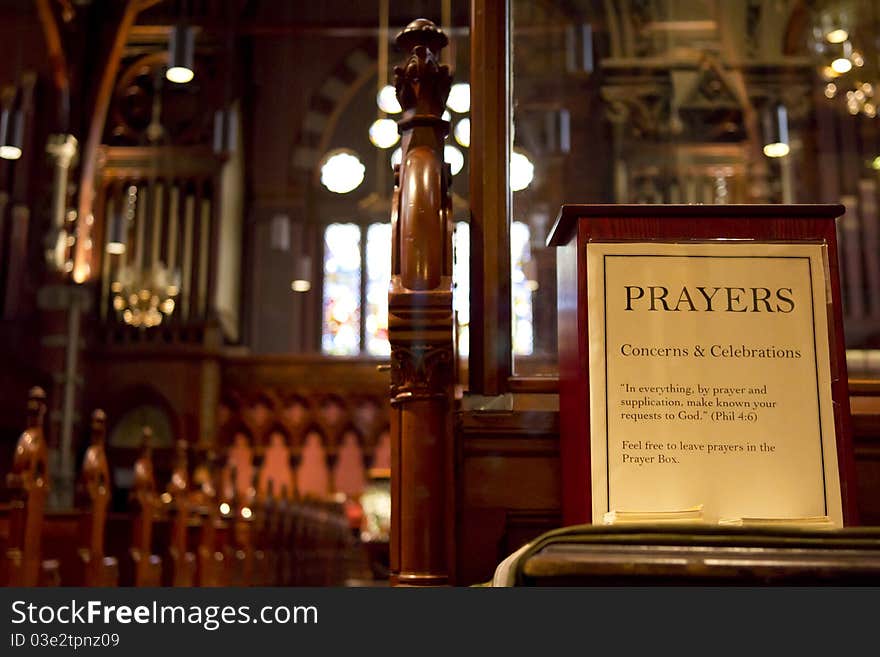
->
[165, 439, 196, 586]
[389, 19, 455, 586]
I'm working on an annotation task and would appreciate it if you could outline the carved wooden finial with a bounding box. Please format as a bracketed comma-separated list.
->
[141, 426, 153, 451]
[81, 409, 110, 501]
[5, 386, 52, 585]
[393, 19, 452, 122]
[132, 427, 156, 501]
[10, 387, 50, 492]
[395, 18, 448, 53]
[26, 386, 47, 429]
[89, 409, 107, 445]
[129, 425, 161, 586]
[78, 408, 115, 585]
[167, 439, 189, 499]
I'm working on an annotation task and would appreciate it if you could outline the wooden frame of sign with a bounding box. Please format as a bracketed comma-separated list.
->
[547, 205, 858, 528]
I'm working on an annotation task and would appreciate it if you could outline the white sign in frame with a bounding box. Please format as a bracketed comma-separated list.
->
[586, 241, 843, 526]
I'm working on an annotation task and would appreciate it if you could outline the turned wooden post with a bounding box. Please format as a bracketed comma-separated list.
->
[389, 19, 455, 586]
[165, 439, 196, 586]
[129, 426, 162, 586]
[77, 409, 118, 585]
[193, 450, 227, 587]
[4, 387, 51, 586]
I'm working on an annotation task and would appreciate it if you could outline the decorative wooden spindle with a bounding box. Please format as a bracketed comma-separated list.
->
[194, 449, 227, 586]
[77, 409, 119, 585]
[4, 387, 52, 586]
[165, 439, 196, 586]
[129, 426, 162, 586]
[388, 18, 455, 586]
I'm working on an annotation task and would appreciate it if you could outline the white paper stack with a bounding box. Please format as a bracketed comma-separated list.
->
[718, 515, 835, 530]
[603, 505, 704, 525]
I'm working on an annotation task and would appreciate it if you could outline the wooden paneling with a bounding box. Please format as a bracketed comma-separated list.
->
[457, 409, 560, 585]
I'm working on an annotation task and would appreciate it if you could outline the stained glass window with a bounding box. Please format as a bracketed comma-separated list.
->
[511, 220, 534, 356]
[322, 223, 361, 355]
[365, 223, 391, 356]
[323, 220, 485, 358]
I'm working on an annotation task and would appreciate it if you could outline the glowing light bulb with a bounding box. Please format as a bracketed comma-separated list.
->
[831, 57, 852, 74]
[377, 85, 401, 113]
[166, 66, 194, 84]
[763, 142, 790, 158]
[510, 150, 535, 191]
[822, 66, 840, 80]
[444, 145, 464, 176]
[368, 118, 399, 148]
[825, 29, 848, 44]
[320, 150, 365, 194]
[0, 145, 21, 160]
[454, 118, 470, 147]
[390, 147, 402, 169]
[446, 83, 470, 113]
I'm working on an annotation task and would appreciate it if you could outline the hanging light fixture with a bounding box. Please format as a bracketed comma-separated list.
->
[830, 40, 854, 74]
[106, 185, 136, 254]
[112, 263, 180, 328]
[762, 104, 790, 158]
[166, 24, 195, 84]
[213, 106, 237, 154]
[105, 213, 127, 255]
[214, 2, 235, 153]
[0, 96, 23, 161]
[291, 256, 312, 293]
[818, 6, 851, 45]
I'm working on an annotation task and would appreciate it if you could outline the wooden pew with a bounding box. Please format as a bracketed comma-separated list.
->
[3, 391, 366, 588]
[2, 387, 59, 586]
[74, 409, 119, 586]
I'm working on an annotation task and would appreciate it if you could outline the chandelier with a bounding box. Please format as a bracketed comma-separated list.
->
[111, 262, 180, 328]
[812, 1, 878, 118]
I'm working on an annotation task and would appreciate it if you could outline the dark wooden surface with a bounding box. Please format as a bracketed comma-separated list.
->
[547, 203, 847, 247]
[468, 0, 511, 395]
[517, 526, 880, 585]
